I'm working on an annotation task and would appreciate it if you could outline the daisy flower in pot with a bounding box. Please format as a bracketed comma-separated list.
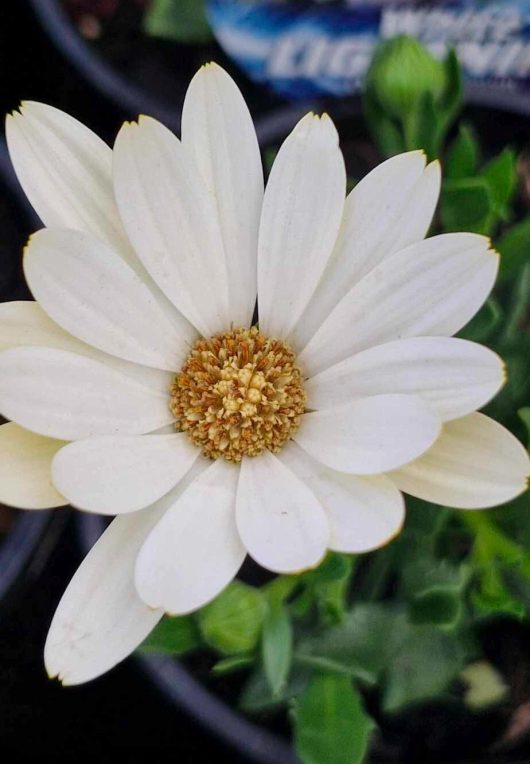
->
[0, 61, 527, 704]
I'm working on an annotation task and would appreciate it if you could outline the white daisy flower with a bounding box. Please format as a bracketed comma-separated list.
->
[1, 63, 528, 685]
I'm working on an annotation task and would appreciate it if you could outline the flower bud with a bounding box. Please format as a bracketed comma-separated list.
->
[367, 35, 446, 120]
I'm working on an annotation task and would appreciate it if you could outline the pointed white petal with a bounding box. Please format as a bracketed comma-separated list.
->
[291, 153, 440, 348]
[44, 460, 206, 684]
[135, 459, 245, 614]
[113, 116, 231, 336]
[390, 413, 530, 509]
[6, 102, 136, 266]
[299, 234, 498, 375]
[45, 508, 163, 685]
[52, 433, 199, 515]
[236, 450, 329, 573]
[0, 301, 173, 394]
[295, 394, 441, 475]
[281, 442, 404, 553]
[0, 347, 173, 440]
[24, 228, 195, 371]
[182, 63, 263, 326]
[0, 422, 67, 509]
[257, 113, 346, 338]
[307, 337, 505, 421]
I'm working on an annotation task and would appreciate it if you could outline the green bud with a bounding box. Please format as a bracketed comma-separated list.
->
[198, 582, 266, 655]
[367, 35, 446, 120]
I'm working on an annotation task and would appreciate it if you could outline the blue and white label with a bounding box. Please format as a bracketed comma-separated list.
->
[207, 0, 530, 100]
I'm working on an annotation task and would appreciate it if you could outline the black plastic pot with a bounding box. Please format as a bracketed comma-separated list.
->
[77, 512, 298, 764]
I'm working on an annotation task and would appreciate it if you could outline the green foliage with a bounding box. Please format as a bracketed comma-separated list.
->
[401, 558, 470, 627]
[497, 217, 530, 282]
[262, 602, 293, 696]
[143, 0, 212, 44]
[139, 615, 200, 655]
[366, 36, 445, 122]
[240, 665, 312, 714]
[198, 582, 266, 655]
[441, 177, 494, 234]
[294, 675, 374, 764]
[212, 655, 254, 675]
[459, 298, 503, 343]
[381, 619, 473, 714]
[445, 125, 480, 179]
[364, 38, 462, 159]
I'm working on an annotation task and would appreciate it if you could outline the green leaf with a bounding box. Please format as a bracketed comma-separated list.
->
[472, 565, 526, 620]
[139, 615, 200, 655]
[439, 48, 463, 124]
[496, 216, 530, 281]
[262, 602, 293, 696]
[382, 621, 472, 713]
[519, 408, 530, 446]
[363, 89, 405, 157]
[441, 177, 494, 234]
[143, 0, 212, 44]
[263, 147, 278, 175]
[406, 90, 442, 158]
[240, 665, 311, 713]
[295, 604, 395, 683]
[198, 582, 266, 655]
[499, 263, 530, 345]
[445, 125, 479, 179]
[294, 674, 374, 764]
[482, 148, 517, 216]
[458, 297, 503, 343]
[401, 559, 470, 627]
[212, 655, 254, 675]
[294, 654, 376, 685]
[306, 552, 356, 625]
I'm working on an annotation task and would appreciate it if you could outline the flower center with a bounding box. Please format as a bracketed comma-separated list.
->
[170, 327, 307, 463]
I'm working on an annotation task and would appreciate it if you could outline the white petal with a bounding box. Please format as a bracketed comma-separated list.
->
[24, 228, 195, 371]
[290, 153, 440, 349]
[390, 413, 530, 509]
[0, 347, 173, 440]
[44, 459, 206, 684]
[307, 337, 505, 421]
[0, 300, 173, 394]
[299, 233, 498, 375]
[113, 116, 231, 336]
[182, 63, 263, 326]
[236, 450, 329, 573]
[45, 507, 164, 685]
[257, 113, 346, 338]
[295, 394, 441, 475]
[280, 441, 404, 553]
[52, 433, 199, 515]
[135, 459, 245, 614]
[0, 422, 67, 509]
[6, 102, 135, 267]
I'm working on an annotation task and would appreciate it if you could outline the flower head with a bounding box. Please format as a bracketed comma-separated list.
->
[1, 63, 528, 684]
